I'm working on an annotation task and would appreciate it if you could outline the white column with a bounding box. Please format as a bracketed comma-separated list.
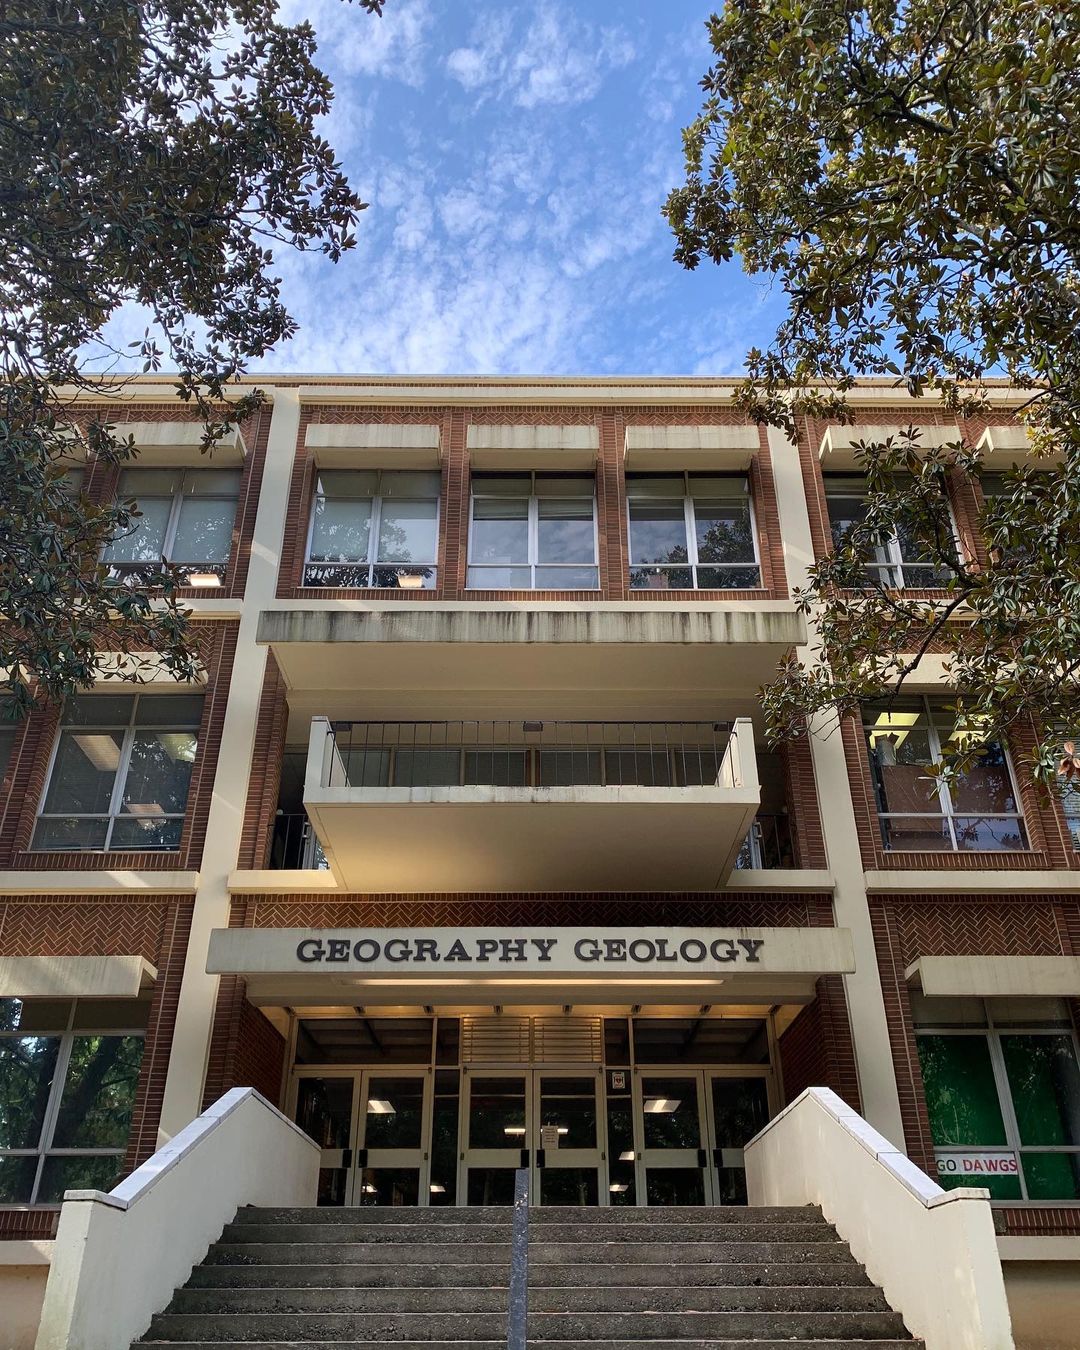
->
[768, 425, 906, 1148]
[158, 388, 300, 1141]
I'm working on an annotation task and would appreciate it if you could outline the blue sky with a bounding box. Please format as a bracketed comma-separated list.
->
[119, 1, 789, 376]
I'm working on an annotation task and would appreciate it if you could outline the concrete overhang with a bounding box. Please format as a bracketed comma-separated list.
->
[906, 955, 1080, 999]
[303, 716, 761, 892]
[976, 424, 1061, 468]
[207, 924, 855, 1008]
[819, 423, 961, 469]
[467, 424, 599, 471]
[0, 954, 156, 999]
[305, 422, 441, 469]
[118, 420, 247, 466]
[257, 603, 806, 697]
[0, 870, 200, 894]
[624, 425, 759, 472]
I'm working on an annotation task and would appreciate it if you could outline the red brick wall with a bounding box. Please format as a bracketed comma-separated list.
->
[0, 892, 193, 1238]
[276, 404, 789, 603]
[778, 976, 863, 1113]
[870, 892, 1080, 1235]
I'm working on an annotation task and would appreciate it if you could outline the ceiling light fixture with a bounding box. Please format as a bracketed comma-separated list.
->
[73, 734, 121, 773]
[643, 1098, 681, 1114]
[366, 1099, 396, 1115]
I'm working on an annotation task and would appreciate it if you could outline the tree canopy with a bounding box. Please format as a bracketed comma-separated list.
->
[665, 0, 1080, 788]
[0, 0, 383, 714]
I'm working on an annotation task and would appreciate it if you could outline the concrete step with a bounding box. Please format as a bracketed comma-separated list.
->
[203, 1242, 510, 1266]
[144, 1310, 912, 1342]
[218, 1221, 836, 1246]
[166, 1285, 890, 1316]
[236, 1205, 823, 1225]
[187, 1263, 512, 1289]
[140, 1343, 923, 1350]
[530, 1241, 857, 1265]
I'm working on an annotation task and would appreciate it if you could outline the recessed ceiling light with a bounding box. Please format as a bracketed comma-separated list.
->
[643, 1098, 681, 1114]
[429, 1183, 446, 1194]
[366, 1099, 396, 1115]
[503, 1125, 526, 1137]
[618, 1151, 635, 1162]
[73, 734, 121, 773]
[609, 1183, 629, 1193]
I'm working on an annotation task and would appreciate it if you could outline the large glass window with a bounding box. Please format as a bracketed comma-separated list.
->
[104, 468, 240, 586]
[863, 697, 1026, 852]
[824, 474, 953, 588]
[1058, 737, 1080, 851]
[304, 470, 439, 590]
[33, 693, 202, 851]
[467, 473, 598, 590]
[0, 998, 148, 1204]
[627, 474, 760, 590]
[916, 998, 1080, 1201]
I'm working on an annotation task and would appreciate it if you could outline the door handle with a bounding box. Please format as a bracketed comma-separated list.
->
[697, 1148, 707, 1168]
[713, 1148, 724, 1168]
[341, 1148, 352, 1169]
[536, 1149, 546, 1168]
[520, 1149, 530, 1168]
[355, 1148, 368, 1167]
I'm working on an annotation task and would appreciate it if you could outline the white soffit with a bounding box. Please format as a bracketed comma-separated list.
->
[120, 420, 247, 467]
[0, 954, 157, 999]
[467, 424, 599, 471]
[819, 423, 961, 469]
[624, 425, 759, 471]
[906, 955, 1080, 998]
[305, 422, 441, 469]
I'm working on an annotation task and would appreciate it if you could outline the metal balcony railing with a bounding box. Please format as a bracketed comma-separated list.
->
[313, 719, 741, 791]
[269, 811, 328, 869]
[734, 812, 795, 869]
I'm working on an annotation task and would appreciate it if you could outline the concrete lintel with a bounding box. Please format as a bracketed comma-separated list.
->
[907, 954, 1080, 998]
[228, 869, 340, 893]
[0, 954, 156, 999]
[866, 869, 1080, 894]
[0, 1240, 53, 1266]
[0, 870, 200, 894]
[998, 1236, 1080, 1262]
[725, 869, 836, 893]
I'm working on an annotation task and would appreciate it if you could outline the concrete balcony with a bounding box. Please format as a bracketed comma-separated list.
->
[302, 716, 760, 892]
[257, 603, 806, 698]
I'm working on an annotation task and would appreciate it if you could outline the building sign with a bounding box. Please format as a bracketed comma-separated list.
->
[205, 925, 857, 985]
[935, 1151, 1018, 1179]
[293, 929, 766, 969]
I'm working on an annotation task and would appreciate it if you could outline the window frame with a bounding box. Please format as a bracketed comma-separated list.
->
[105, 468, 241, 578]
[916, 1003, 1080, 1204]
[0, 999, 148, 1207]
[625, 471, 762, 591]
[863, 696, 1028, 853]
[302, 468, 441, 590]
[823, 472, 959, 589]
[466, 471, 599, 591]
[33, 693, 202, 853]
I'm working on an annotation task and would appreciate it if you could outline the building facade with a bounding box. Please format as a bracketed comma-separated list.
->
[2, 376, 1079, 1341]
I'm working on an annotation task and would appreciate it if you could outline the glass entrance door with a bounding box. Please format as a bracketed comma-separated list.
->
[292, 1068, 431, 1205]
[637, 1072, 710, 1204]
[460, 1067, 603, 1204]
[633, 1069, 773, 1205]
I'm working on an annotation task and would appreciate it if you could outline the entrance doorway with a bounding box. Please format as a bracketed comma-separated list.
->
[293, 1068, 431, 1206]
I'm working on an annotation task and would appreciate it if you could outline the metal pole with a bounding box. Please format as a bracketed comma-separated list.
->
[507, 1166, 529, 1350]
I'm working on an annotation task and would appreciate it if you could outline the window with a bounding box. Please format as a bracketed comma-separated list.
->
[915, 996, 1080, 1201]
[863, 698, 1027, 852]
[0, 700, 18, 787]
[304, 470, 440, 590]
[104, 468, 240, 585]
[627, 474, 760, 590]
[33, 693, 202, 851]
[467, 473, 598, 590]
[0, 997, 148, 1204]
[824, 474, 952, 588]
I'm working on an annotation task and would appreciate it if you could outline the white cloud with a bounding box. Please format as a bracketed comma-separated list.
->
[446, 3, 636, 110]
[277, 0, 432, 87]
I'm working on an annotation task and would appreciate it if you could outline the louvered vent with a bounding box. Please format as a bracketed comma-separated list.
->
[461, 1016, 531, 1063]
[461, 1015, 603, 1064]
[533, 1016, 603, 1064]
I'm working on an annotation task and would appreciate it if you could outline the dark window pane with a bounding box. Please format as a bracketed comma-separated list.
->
[0, 1154, 39, 1203]
[540, 1168, 597, 1205]
[641, 1076, 701, 1149]
[51, 1034, 144, 1148]
[917, 1034, 1007, 1146]
[41, 731, 122, 815]
[537, 499, 595, 564]
[295, 1077, 354, 1148]
[31, 817, 110, 850]
[694, 500, 755, 565]
[38, 1154, 126, 1202]
[539, 1076, 596, 1149]
[1021, 1153, 1080, 1201]
[696, 565, 761, 589]
[468, 1077, 525, 1148]
[471, 500, 528, 564]
[119, 731, 197, 818]
[645, 1167, 705, 1205]
[628, 503, 687, 566]
[1001, 1035, 1080, 1147]
[467, 1167, 516, 1205]
[358, 1167, 419, 1206]
[0, 1036, 60, 1148]
[538, 749, 602, 786]
[364, 1077, 423, 1149]
[464, 750, 528, 786]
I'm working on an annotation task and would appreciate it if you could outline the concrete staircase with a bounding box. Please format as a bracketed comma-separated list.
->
[140, 1204, 923, 1349]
